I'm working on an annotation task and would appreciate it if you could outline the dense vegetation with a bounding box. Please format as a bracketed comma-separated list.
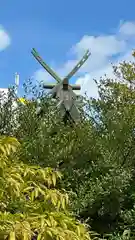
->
[1, 54, 135, 239]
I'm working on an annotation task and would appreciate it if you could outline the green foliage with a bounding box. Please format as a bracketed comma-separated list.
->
[0, 136, 91, 239]
[2, 54, 135, 238]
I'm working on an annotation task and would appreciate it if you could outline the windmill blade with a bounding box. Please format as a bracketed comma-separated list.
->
[31, 48, 62, 83]
[43, 84, 56, 89]
[69, 103, 80, 123]
[70, 84, 81, 90]
[43, 83, 80, 90]
[64, 50, 91, 81]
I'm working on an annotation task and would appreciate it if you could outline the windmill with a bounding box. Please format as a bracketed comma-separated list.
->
[31, 48, 90, 124]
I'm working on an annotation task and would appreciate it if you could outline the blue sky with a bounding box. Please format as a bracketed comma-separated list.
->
[0, 0, 135, 97]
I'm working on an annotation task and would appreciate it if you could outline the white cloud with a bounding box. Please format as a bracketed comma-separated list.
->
[34, 60, 62, 83]
[72, 21, 135, 97]
[119, 21, 135, 36]
[34, 69, 52, 83]
[76, 74, 98, 99]
[34, 21, 135, 98]
[73, 35, 126, 57]
[0, 25, 11, 51]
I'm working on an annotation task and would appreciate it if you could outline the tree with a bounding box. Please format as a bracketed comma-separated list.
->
[2, 55, 135, 239]
[0, 135, 91, 240]
[70, 56, 135, 238]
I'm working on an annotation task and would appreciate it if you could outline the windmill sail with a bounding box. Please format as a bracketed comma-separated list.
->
[31, 48, 62, 83]
[43, 83, 80, 90]
[31, 47, 91, 124]
[64, 50, 90, 81]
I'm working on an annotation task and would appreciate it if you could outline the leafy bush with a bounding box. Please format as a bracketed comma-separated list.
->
[0, 135, 91, 239]
[1, 55, 135, 238]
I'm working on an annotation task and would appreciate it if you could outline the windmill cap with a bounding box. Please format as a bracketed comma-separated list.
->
[63, 78, 68, 85]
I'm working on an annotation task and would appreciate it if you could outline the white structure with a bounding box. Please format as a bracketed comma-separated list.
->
[0, 88, 8, 94]
[15, 72, 19, 95]
[0, 88, 8, 103]
[0, 73, 20, 104]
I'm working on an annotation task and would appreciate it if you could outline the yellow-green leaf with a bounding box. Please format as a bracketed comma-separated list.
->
[8, 231, 15, 240]
[52, 173, 56, 186]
